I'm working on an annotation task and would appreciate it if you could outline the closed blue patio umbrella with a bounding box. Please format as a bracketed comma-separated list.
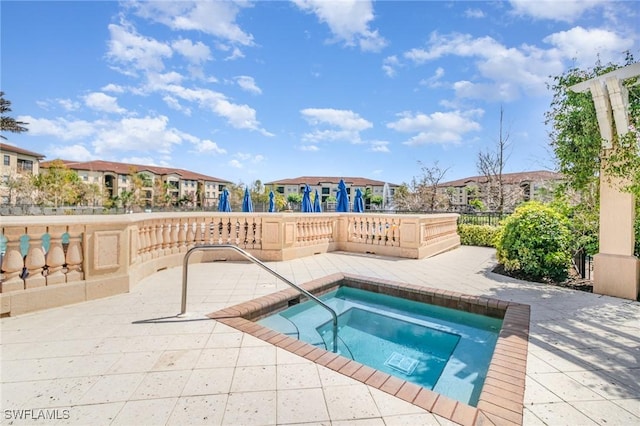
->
[242, 188, 254, 212]
[218, 188, 231, 212]
[269, 190, 276, 212]
[336, 179, 350, 212]
[354, 188, 365, 213]
[313, 189, 322, 213]
[301, 184, 313, 212]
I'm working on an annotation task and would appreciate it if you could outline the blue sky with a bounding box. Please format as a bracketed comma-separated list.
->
[2, 1, 638, 186]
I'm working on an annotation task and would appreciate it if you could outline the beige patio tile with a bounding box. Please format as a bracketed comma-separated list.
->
[527, 402, 599, 425]
[277, 388, 330, 424]
[181, 367, 235, 396]
[317, 364, 360, 387]
[1, 380, 55, 408]
[78, 373, 145, 404]
[369, 387, 427, 416]
[112, 397, 178, 425]
[276, 362, 322, 389]
[222, 390, 276, 425]
[236, 345, 276, 366]
[611, 398, 640, 417]
[381, 413, 443, 425]
[530, 372, 606, 402]
[28, 376, 99, 408]
[195, 347, 240, 369]
[164, 333, 210, 350]
[205, 331, 243, 348]
[131, 370, 191, 399]
[571, 400, 640, 425]
[167, 394, 228, 425]
[524, 376, 563, 404]
[522, 408, 548, 426]
[151, 349, 202, 371]
[323, 384, 381, 420]
[230, 365, 276, 392]
[107, 351, 163, 374]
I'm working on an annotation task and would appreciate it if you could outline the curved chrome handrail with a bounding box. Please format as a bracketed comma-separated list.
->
[180, 244, 339, 353]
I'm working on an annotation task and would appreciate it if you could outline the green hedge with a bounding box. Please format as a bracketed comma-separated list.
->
[496, 202, 573, 282]
[458, 224, 500, 248]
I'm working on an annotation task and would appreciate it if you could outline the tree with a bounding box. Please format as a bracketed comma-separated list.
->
[477, 106, 511, 213]
[394, 161, 450, 211]
[33, 160, 82, 207]
[545, 54, 640, 255]
[0, 92, 28, 139]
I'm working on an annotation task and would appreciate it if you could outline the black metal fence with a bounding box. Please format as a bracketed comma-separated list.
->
[573, 249, 593, 280]
[457, 212, 509, 226]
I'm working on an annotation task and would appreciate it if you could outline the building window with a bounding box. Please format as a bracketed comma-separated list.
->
[3, 155, 9, 166]
[17, 159, 33, 173]
[277, 186, 284, 194]
[322, 187, 330, 195]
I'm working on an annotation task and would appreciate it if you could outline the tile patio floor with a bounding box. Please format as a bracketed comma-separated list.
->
[1, 246, 638, 425]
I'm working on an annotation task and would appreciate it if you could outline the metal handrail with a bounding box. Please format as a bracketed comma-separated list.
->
[180, 244, 339, 353]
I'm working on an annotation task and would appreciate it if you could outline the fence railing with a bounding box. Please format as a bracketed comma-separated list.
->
[0, 212, 461, 316]
[457, 212, 509, 226]
[573, 249, 593, 280]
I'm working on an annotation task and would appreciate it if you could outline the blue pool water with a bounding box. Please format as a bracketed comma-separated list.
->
[258, 287, 502, 406]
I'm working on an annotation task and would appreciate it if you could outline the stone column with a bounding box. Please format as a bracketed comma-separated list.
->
[572, 66, 640, 300]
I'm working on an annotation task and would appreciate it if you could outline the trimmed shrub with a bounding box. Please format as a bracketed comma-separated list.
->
[496, 202, 573, 282]
[458, 224, 500, 248]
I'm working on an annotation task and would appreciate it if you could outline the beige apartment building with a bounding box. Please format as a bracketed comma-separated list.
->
[39, 159, 231, 209]
[438, 170, 563, 212]
[0, 143, 45, 205]
[265, 176, 398, 209]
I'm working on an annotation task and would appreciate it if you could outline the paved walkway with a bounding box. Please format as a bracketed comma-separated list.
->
[1, 246, 638, 425]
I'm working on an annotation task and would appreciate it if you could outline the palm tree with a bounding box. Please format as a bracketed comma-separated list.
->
[0, 92, 28, 138]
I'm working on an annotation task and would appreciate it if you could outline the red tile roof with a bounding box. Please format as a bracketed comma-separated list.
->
[0, 143, 46, 159]
[440, 170, 563, 187]
[40, 159, 231, 183]
[266, 176, 398, 187]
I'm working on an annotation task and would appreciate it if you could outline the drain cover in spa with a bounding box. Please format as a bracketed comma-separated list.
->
[384, 352, 419, 375]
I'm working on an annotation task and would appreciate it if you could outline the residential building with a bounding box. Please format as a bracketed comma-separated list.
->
[265, 176, 399, 209]
[0, 143, 46, 205]
[39, 159, 232, 209]
[437, 170, 563, 212]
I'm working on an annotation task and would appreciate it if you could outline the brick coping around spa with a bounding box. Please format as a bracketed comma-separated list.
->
[207, 273, 530, 426]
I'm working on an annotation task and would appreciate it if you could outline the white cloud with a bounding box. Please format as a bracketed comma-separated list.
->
[91, 116, 183, 155]
[58, 98, 81, 111]
[161, 84, 272, 135]
[403, 32, 567, 99]
[300, 108, 372, 144]
[192, 139, 226, 154]
[387, 109, 483, 146]
[382, 55, 401, 78]
[107, 22, 172, 73]
[17, 115, 98, 140]
[301, 108, 372, 131]
[130, 1, 254, 46]
[101, 83, 126, 93]
[419, 67, 445, 88]
[464, 8, 485, 19]
[120, 156, 159, 166]
[299, 145, 320, 152]
[228, 159, 243, 169]
[293, 0, 387, 52]
[84, 92, 126, 114]
[48, 144, 94, 161]
[370, 141, 390, 153]
[509, 0, 605, 23]
[225, 47, 245, 61]
[543, 26, 634, 68]
[162, 96, 191, 115]
[171, 38, 212, 64]
[235, 76, 262, 95]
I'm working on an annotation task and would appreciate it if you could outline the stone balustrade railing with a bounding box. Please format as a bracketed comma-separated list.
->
[0, 212, 459, 316]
